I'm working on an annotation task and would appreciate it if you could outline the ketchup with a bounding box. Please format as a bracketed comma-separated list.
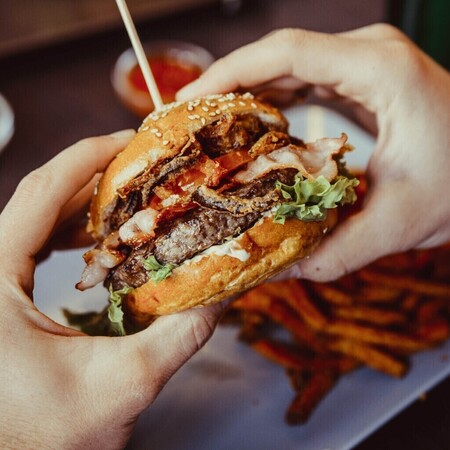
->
[128, 56, 202, 104]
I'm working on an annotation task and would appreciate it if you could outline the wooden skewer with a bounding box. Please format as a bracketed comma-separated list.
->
[115, 0, 164, 110]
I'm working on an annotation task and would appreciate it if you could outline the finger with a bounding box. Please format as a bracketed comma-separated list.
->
[0, 130, 135, 285]
[140, 304, 223, 378]
[295, 180, 427, 282]
[336, 23, 409, 41]
[89, 302, 226, 414]
[177, 28, 389, 108]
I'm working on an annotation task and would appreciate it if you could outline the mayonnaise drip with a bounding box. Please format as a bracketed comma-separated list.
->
[185, 238, 250, 265]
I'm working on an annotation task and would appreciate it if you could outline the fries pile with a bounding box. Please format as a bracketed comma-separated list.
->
[220, 177, 450, 424]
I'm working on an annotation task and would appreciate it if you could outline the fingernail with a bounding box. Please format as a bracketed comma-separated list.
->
[109, 129, 136, 140]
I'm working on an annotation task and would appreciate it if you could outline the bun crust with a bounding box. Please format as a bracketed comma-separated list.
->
[90, 94, 287, 240]
[83, 93, 346, 326]
[124, 210, 337, 325]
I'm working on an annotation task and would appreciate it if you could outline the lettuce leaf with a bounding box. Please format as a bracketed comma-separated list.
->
[143, 256, 176, 283]
[274, 174, 359, 224]
[108, 286, 133, 336]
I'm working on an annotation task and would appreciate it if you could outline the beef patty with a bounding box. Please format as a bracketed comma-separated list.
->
[108, 169, 297, 290]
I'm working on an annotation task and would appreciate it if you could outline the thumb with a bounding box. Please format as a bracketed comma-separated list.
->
[88, 301, 226, 417]
[134, 302, 227, 387]
[295, 180, 425, 282]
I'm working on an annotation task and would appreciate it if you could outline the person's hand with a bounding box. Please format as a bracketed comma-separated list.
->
[178, 24, 450, 282]
[0, 131, 225, 449]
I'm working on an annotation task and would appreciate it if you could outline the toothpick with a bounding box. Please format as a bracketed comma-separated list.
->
[115, 0, 164, 110]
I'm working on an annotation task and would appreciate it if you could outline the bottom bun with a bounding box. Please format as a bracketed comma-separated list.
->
[124, 211, 337, 325]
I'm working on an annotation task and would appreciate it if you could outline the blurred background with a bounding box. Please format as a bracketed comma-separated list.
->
[0, 1, 449, 447]
[1, 0, 449, 210]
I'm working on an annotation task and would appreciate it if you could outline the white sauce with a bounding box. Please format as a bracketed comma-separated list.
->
[185, 238, 250, 266]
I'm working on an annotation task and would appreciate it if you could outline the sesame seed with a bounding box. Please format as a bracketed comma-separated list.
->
[187, 105, 194, 111]
[239, 101, 246, 106]
[228, 102, 235, 108]
[141, 126, 149, 131]
[156, 132, 162, 138]
[194, 114, 201, 119]
[163, 140, 169, 145]
[216, 109, 221, 114]
[202, 106, 209, 112]
[242, 92, 254, 99]
[150, 128, 159, 133]
[205, 100, 211, 106]
[221, 104, 229, 110]
[209, 112, 217, 117]
[251, 102, 257, 108]
[201, 117, 206, 125]
[188, 115, 196, 120]
[206, 94, 221, 100]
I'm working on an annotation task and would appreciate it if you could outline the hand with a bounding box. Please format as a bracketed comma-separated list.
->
[178, 24, 450, 281]
[0, 131, 225, 449]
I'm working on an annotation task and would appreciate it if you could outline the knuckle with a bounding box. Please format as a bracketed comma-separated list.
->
[210, 56, 229, 75]
[389, 40, 426, 77]
[75, 135, 108, 152]
[370, 23, 407, 41]
[272, 28, 307, 49]
[16, 168, 53, 199]
[372, 39, 425, 88]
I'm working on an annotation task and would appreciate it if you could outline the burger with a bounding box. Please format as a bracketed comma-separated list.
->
[76, 92, 358, 333]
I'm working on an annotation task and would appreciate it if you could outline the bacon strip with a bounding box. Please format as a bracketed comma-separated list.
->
[234, 134, 348, 184]
[77, 247, 125, 290]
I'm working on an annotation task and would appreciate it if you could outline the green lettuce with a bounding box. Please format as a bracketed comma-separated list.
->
[108, 286, 133, 336]
[143, 256, 176, 283]
[274, 174, 359, 224]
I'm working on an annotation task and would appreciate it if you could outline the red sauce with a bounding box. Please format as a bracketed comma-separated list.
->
[128, 56, 202, 104]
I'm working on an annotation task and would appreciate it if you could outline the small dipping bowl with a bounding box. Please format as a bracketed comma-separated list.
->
[0, 93, 14, 154]
[112, 40, 214, 117]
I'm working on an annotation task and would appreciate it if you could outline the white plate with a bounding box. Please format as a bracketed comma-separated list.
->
[34, 106, 450, 450]
[0, 93, 14, 154]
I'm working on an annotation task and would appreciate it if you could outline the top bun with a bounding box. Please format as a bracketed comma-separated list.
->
[90, 93, 288, 240]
